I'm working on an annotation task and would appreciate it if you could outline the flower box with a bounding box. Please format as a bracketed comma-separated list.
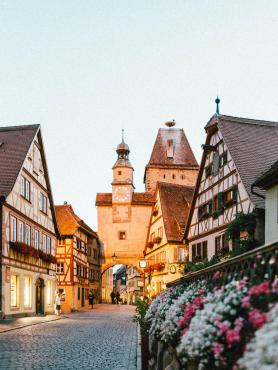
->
[145, 265, 154, 273]
[147, 241, 154, 249]
[153, 262, 165, 271]
[153, 209, 159, 217]
[154, 236, 162, 244]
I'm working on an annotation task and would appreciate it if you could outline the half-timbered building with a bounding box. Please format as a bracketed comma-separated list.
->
[55, 204, 101, 313]
[185, 114, 278, 261]
[144, 182, 194, 295]
[0, 125, 59, 318]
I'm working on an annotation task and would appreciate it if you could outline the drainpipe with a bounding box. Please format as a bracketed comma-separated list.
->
[0, 196, 6, 319]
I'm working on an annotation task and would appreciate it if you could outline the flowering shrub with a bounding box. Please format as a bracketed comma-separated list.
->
[177, 279, 278, 369]
[160, 280, 207, 345]
[238, 303, 278, 369]
[145, 286, 184, 339]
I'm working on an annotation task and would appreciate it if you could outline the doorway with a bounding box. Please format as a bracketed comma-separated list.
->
[36, 278, 45, 315]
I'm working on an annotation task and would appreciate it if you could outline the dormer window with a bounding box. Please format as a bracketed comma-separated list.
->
[166, 139, 174, 158]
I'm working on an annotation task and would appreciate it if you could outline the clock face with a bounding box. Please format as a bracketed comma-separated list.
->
[113, 186, 131, 202]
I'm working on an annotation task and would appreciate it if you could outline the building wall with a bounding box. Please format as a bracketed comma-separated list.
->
[101, 268, 113, 303]
[145, 168, 198, 193]
[127, 266, 143, 304]
[188, 129, 253, 259]
[1, 133, 57, 317]
[265, 184, 278, 244]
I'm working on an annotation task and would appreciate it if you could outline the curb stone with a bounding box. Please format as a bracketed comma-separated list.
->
[0, 316, 66, 333]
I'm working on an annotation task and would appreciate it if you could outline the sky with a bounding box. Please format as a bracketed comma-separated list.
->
[0, 1, 278, 229]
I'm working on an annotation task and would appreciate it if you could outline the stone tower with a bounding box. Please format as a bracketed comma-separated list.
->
[144, 121, 199, 192]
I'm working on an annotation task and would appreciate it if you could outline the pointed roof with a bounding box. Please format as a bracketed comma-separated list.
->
[158, 182, 194, 242]
[55, 204, 97, 237]
[184, 114, 278, 239]
[0, 124, 39, 197]
[145, 127, 199, 171]
[95, 192, 155, 206]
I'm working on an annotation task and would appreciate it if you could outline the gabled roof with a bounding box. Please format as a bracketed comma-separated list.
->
[158, 182, 194, 242]
[184, 114, 278, 239]
[145, 128, 198, 175]
[0, 124, 59, 236]
[253, 160, 278, 190]
[55, 204, 97, 237]
[95, 192, 155, 206]
[0, 124, 39, 197]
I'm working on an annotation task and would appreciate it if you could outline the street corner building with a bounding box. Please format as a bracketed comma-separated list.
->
[55, 204, 101, 313]
[0, 125, 59, 318]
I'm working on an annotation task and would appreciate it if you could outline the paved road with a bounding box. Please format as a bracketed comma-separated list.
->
[0, 305, 137, 370]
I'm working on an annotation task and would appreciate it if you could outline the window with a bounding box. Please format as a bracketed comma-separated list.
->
[87, 247, 91, 256]
[42, 234, 47, 253]
[212, 153, 220, 176]
[224, 187, 238, 207]
[78, 287, 80, 300]
[178, 248, 185, 262]
[93, 249, 97, 258]
[192, 241, 207, 262]
[215, 236, 221, 255]
[172, 174, 175, 179]
[21, 177, 31, 201]
[76, 264, 81, 276]
[34, 230, 39, 249]
[205, 164, 212, 178]
[158, 227, 163, 238]
[198, 201, 212, 220]
[119, 231, 126, 240]
[163, 174, 166, 179]
[46, 280, 51, 305]
[24, 276, 32, 307]
[19, 221, 25, 242]
[181, 174, 185, 180]
[10, 216, 17, 242]
[39, 193, 47, 214]
[46, 236, 51, 254]
[56, 263, 64, 274]
[25, 225, 31, 245]
[150, 232, 155, 242]
[10, 274, 19, 307]
[219, 151, 228, 167]
[118, 171, 122, 175]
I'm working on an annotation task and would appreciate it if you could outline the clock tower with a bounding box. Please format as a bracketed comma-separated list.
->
[112, 131, 134, 203]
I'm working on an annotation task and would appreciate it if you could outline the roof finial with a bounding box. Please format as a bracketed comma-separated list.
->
[121, 128, 125, 142]
[215, 96, 220, 115]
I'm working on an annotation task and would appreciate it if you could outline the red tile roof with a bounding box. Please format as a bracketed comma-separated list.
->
[145, 128, 199, 170]
[55, 204, 97, 237]
[95, 192, 155, 206]
[253, 160, 278, 190]
[0, 125, 39, 197]
[158, 182, 194, 242]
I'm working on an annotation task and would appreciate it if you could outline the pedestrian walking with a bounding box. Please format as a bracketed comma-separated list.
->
[116, 291, 120, 305]
[55, 293, 61, 316]
[88, 290, 95, 309]
[110, 291, 115, 304]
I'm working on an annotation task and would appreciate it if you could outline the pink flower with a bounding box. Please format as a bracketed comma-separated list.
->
[213, 271, 221, 281]
[238, 279, 247, 289]
[248, 281, 271, 297]
[217, 320, 231, 335]
[235, 317, 244, 329]
[248, 309, 267, 329]
[242, 295, 251, 308]
[212, 342, 224, 357]
[226, 327, 241, 344]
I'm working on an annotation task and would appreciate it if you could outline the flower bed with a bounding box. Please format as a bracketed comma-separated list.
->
[143, 273, 278, 369]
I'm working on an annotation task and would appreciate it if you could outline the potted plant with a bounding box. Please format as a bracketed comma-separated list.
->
[147, 241, 154, 248]
[154, 236, 162, 244]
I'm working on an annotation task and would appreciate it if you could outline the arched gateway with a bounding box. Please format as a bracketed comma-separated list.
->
[96, 132, 155, 276]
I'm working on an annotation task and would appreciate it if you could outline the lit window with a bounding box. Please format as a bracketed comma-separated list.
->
[46, 280, 51, 305]
[25, 225, 31, 246]
[34, 230, 39, 249]
[24, 276, 32, 307]
[119, 231, 126, 240]
[56, 263, 64, 274]
[21, 177, 31, 201]
[39, 193, 47, 214]
[10, 274, 19, 307]
[10, 216, 17, 242]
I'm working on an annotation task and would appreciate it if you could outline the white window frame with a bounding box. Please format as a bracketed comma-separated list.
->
[21, 177, 31, 201]
[39, 193, 47, 214]
[42, 234, 47, 253]
[10, 216, 17, 242]
[34, 230, 39, 249]
[25, 224, 31, 246]
[56, 263, 64, 274]
[46, 236, 51, 254]
[19, 221, 25, 243]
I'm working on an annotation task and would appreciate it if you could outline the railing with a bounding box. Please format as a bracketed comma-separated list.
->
[167, 241, 278, 288]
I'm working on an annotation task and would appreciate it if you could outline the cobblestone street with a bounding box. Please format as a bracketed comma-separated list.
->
[0, 305, 137, 370]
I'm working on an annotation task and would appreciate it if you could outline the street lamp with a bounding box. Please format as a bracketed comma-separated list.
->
[139, 259, 147, 268]
[112, 252, 117, 261]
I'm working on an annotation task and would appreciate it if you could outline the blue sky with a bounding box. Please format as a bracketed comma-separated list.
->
[1, 1, 278, 228]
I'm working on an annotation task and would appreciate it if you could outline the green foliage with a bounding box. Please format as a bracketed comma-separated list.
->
[133, 296, 150, 336]
[184, 254, 220, 274]
[226, 212, 256, 241]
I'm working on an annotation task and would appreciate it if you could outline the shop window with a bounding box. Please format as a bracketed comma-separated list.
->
[24, 276, 32, 307]
[46, 280, 51, 305]
[10, 274, 19, 307]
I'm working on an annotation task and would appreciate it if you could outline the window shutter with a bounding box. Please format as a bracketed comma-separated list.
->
[232, 187, 238, 203]
[208, 201, 213, 215]
[218, 192, 224, 211]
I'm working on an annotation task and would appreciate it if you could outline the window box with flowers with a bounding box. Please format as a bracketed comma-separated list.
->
[154, 236, 162, 244]
[147, 241, 154, 249]
[153, 262, 165, 271]
[145, 265, 154, 273]
[152, 208, 159, 217]
[9, 241, 39, 259]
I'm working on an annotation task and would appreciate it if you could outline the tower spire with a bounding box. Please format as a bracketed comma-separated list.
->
[215, 96, 220, 115]
[121, 129, 125, 142]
